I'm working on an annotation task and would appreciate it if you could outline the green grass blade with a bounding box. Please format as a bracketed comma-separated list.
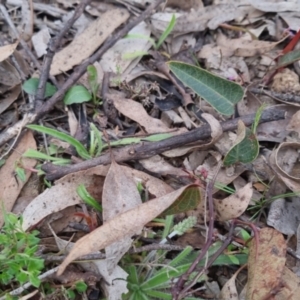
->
[23, 149, 71, 164]
[156, 14, 176, 49]
[26, 125, 91, 160]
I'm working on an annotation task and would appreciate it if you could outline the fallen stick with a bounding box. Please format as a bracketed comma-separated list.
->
[42, 107, 286, 181]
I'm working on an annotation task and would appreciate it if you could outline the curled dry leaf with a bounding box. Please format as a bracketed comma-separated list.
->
[246, 228, 287, 300]
[111, 94, 170, 133]
[275, 142, 300, 180]
[269, 147, 300, 192]
[215, 183, 253, 221]
[50, 8, 129, 75]
[0, 131, 37, 228]
[57, 185, 192, 275]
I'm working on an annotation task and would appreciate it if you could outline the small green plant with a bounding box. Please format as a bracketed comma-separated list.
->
[24, 124, 172, 163]
[0, 212, 44, 296]
[64, 65, 101, 105]
[22, 78, 57, 98]
[122, 216, 248, 300]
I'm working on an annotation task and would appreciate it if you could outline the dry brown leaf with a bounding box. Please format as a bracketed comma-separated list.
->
[0, 131, 36, 227]
[0, 42, 18, 62]
[111, 95, 170, 133]
[0, 60, 21, 86]
[139, 155, 188, 177]
[215, 183, 253, 221]
[50, 8, 129, 75]
[57, 186, 192, 275]
[217, 33, 281, 57]
[22, 165, 110, 230]
[102, 162, 142, 273]
[246, 227, 287, 300]
[0, 85, 21, 114]
[220, 266, 245, 300]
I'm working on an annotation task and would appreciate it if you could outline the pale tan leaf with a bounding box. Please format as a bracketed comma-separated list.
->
[50, 8, 129, 75]
[251, 0, 300, 12]
[215, 183, 253, 221]
[0, 131, 36, 227]
[0, 42, 18, 62]
[57, 186, 190, 275]
[247, 228, 286, 300]
[111, 94, 170, 133]
[102, 162, 142, 273]
[220, 267, 243, 300]
[0, 84, 21, 114]
[275, 267, 300, 299]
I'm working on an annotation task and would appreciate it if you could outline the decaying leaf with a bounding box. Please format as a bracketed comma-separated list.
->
[246, 227, 287, 300]
[0, 42, 19, 62]
[215, 183, 253, 221]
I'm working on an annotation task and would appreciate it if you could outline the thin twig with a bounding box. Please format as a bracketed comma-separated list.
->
[41, 107, 286, 181]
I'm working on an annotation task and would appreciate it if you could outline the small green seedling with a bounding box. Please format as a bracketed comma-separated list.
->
[76, 184, 102, 212]
[22, 78, 57, 98]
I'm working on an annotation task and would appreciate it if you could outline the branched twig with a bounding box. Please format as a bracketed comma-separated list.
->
[41, 108, 286, 181]
[249, 87, 300, 104]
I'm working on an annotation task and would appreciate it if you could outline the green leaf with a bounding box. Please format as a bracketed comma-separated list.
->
[125, 33, 156, 47]
[23, 149, 71, 164]
[168, 61, 244, 116]
[26, 125, 91, 160]
[22, 78, 57, 98]
[277, 49, 300, 68]
[161, 185, 202, 216]
[87, 65, 99, 96]
[29, 273, 41, 287]
[76, 184, 102, 212]
[156, 14, 176, 49]
[64, 85, 92, 105]
[15, 167, 26, 182]
[75, 281, 88, 292]
[223, 121, 259, 166]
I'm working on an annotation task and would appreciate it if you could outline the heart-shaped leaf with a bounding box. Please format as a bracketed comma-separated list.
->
[168, 61, 244, 116]
[64, 85, 92, 105]
[223, 121, 259, 166]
